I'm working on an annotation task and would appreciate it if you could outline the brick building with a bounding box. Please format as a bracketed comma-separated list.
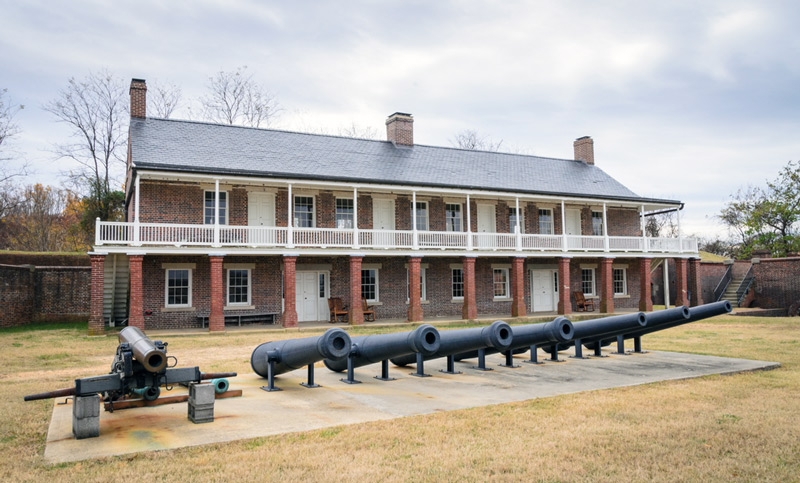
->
[86, 79, 702, 334]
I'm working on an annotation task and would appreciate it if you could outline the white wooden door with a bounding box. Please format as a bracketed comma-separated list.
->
[565, 209, 581, 235]
[373, 199, 395, 230]
[531, 270, 554, 312]
[248, 193, 275, 226]
[477, 204, 496, 232]
[296, 272, 319, 322]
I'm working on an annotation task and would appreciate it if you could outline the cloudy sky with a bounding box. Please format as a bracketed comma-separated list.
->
[1, 0, 798, 239]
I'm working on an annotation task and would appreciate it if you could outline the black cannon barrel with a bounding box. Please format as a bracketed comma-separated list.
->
[251, 328, 352, 378]
[579, 307, 690, 348]
[602, 301, 732, 345]
[541, 312, 647, 352]
[323, 324, 440, 372]
[390, 320, 513, 367]
[119, 326, 168, 373]
[454, 317, 574, 361]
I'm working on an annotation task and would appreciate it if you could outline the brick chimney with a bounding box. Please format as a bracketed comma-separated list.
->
[130, 78, 147, 118]
[574, 136, 594, 165]
[386, 112, 413, 146]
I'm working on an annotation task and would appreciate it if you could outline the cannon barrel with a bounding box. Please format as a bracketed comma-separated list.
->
[454, 317, 574, 361]
[324, 324, 440, 372]
[540, 311, 647, 352]
[251, 328, 352, 378]
[23, 387, 76, 402]
[577, 307, 690, 349]
[601, 301, 732, 345]
[390, 320, 513, 366]
[119, 326, 168, 373]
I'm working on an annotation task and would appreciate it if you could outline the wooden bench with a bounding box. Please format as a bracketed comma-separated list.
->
[197, 312, 279, 328]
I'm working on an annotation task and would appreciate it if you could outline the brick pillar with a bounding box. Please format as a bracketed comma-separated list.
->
[639, 258, 653, 312]
[88, 254, 106, 336]
[557, 257, 572, 315]
[128, 255, 144, 330]
[462, 257, 477, 320]
[511, 257, 526, 317]
[689, 258, 703, 307]
[282, 256, 298, 328]
[349, 256, 364, 326]
[599, 258, 614, 314]
[209, 256, 225, 332]
[675, 258, 688, 307]
[408, 257, 423, 322]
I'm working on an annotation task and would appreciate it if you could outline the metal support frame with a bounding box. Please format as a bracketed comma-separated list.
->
[548, 345, 564, 362]
[340, 354, 362, 384]
[632, 336, 647, 354]
[472, 348, 493, 371]
[374, 359, 396, 381]
[410, 352, 431, 377]
[260, 360, 282, 392]
[440, 354, 462, 374]
[591, 341, 608, 358]
[570, 339, 589, 359]
[522, 344, 543, 364]
[300, 363, 320, 388]
[614, 335, 630, 355]
[499, 350, 521, 368]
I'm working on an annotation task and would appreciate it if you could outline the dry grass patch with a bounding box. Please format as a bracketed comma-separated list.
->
[0, 316, 798, 481]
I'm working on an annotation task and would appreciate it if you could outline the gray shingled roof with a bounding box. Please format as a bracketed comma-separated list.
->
[130, 117, 678, 204]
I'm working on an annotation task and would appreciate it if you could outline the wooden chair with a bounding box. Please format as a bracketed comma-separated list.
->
[328, 297, 348, 323]
[573, 291, 595, 312]
[362, 298, 376, 322]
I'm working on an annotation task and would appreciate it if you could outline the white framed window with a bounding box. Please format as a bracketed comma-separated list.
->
[415, 201, 429, 231]
[452, 268, 464, 299]
[445, 203, 462, 232]
[592, 211, 603, 236]
[227, 269, 251, 305]
[361, 269, 379, 302]
[406, 267, 427, 302]
[294, 196, 315, 228]
[493, 268, 509, 299]
[613, 268, 628, 296]
[335, 198, 354, 229]
[204, 191, 228, 225]
[581, 268, 596, 296]
[538, 208, 553, 234]
[165, 269, 192, 307]
[509, 207, 525, 234]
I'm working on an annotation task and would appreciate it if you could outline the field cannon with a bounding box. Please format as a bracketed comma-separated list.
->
[454, 317, 575, 367]
[251, 328, 351, 391]
[390, 320, 514, 375]
[324, 324, 441, 383]
[536, 312, 648, 360]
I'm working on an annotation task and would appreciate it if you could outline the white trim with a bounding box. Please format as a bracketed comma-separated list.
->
[579, 263, 598, 269]
[164, 268, 192, 308]
[362, 263, 383, 270]
[449, 263, 464, 269]
[226, 267, 252, 306]
[612, 263, 629, 269]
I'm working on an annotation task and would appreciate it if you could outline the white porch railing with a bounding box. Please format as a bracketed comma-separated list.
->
[96, 221, 698, 254]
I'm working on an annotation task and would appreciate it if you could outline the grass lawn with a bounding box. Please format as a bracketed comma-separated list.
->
[1, 316, 798, 481]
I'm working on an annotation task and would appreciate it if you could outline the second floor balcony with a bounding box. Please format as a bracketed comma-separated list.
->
[95, 220, 698, 254]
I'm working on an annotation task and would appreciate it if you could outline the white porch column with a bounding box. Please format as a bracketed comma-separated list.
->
[133, 173, 141, 245]
[352, 187, 359, 249]
[213, 178, 220, 247]
[287, 183, 294, 248]
[640, 205, 647, 252]
[663, 258, 671, 309]
[412, 190, 418, 250]
[466, 194, 472, 251]
[561, 199, 567, 252]
[602, 202, 609, 252]
[677, 206, 683, 253]
[515, 197, 522, 251]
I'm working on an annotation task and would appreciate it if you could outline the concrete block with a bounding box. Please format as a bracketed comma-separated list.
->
[72, 395, 101, 439]
[189, 382, 215, 406]
[188, 404, 214, 424]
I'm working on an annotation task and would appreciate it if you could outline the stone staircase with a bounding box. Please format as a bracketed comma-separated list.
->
[719, 277, 746, 306]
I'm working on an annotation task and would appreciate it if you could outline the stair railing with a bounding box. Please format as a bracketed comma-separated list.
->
[713, 264, 733, 302]
[735, 264, 755, 307]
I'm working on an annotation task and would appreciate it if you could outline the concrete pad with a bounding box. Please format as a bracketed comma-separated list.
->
[44, 349, 779, 463]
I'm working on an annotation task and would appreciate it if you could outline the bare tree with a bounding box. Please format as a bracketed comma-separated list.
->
[200, 66, 280, 127]
[337, 122, 380, 139]
[645, 211, 678, 238]
[450, 129, 504, 152]
[43, 70, 127, 222]
[148, 80, 182, 118]
[0, 87, 24, 159]
[0, 88, 28, 220]
[8, 184, 67, 252]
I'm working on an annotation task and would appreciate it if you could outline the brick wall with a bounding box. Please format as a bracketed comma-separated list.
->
[752, 257, 800, 309]
[0, 264, 91, 327]
[0, 253, 89, 266]
[698, 262, 728, 304]
[565, 257, 642, 312]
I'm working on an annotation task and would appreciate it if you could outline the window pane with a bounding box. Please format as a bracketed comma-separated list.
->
[452, 269, 464, 298]
[581, 269, 595, 296]
[319, 273, 326, 298]
[538, 209, 552, 234]
[592, 211, 603, 236]
[336, 199, 354, 229]
[493, 269, 508, 297]
[294, 196, 314, 227]
[361, 269, 377, 301]
[167, 269, 189, 306]
[445, 203, 462, 232]
[613, 268, 626, 295]
[415, 202, 428, 231]
[509, 208, 523, 234]
[228, 269, 249, 304]
[204, 192, 227, 224]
